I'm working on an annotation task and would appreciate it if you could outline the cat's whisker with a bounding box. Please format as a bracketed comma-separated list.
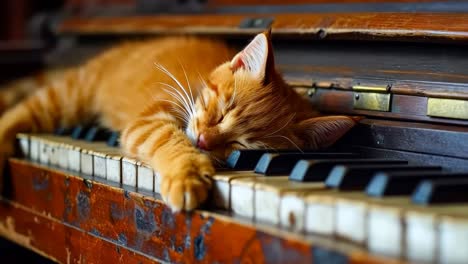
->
[264, 134, 303, 153]
[154, 63, 196, 116]
[177, 60, 196, 111]
[158, 82, 192, 116]
[226, 78, 237, 110]
[154, 98, 190, 123]
[196, 74, 208, 110]
[263, 113, 296, 138]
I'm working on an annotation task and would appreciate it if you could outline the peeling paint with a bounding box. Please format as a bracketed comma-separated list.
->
[90, 228, 101, 236]
[66, 247, 71, 264]
[194, 235, 206, 261]
[64, 176, 70, 187]
[134, 206, 157, 233]
[32, 175, 49, 191]
[76, 192, 90, 220]
[110, 203, 125, 221]
[0, 217, 31, 246]
[117, 233, 127, 246]
[83, 178, 93, 189]
[161, 208, 175, 229]
[258, 232, 307, 264]
[200, 216, 214, 234]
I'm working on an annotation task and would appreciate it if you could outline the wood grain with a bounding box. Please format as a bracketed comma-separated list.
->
[58, 13, 468, 43]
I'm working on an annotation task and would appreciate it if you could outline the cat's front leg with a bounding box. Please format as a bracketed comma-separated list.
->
[121, 111, 214, 211]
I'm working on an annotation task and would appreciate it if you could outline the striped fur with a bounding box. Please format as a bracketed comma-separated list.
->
[0, 33, 357, 211]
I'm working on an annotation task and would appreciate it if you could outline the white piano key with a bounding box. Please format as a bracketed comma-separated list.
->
[68, 147, 81, 172]
[439, 217, 468, 264]
[368, 206, 404, 258]
[212, 171, 257, 210]
[17, 134, 29, 158]
[137, 163, 154, 191]
[49, 142, 60, 166]
[94, 152, 107, 178]
[256, 189, 280, 225]
[304, 194, 335, 235]
[29, 137, 39, 161]
[39, 140, 50, 165]
[122, 157, 137, 187]
[154, 171, 162, 194]
[106, 155, 122, 183]
[58, 144, 69, 169]
[280, 193, 306, 231]
[80, 150, 94, 176]
[406, 212, 436, 263]
[213, 179, 230, 209]
[336, 198, 367, 243]
[231, 178, 255, 219]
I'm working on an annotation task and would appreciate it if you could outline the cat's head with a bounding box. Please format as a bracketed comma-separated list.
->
[186, 32, 357, 160]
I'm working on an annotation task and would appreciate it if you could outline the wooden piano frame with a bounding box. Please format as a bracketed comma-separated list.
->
[1, 159, 398, 263]
[2, 0, 468, 263]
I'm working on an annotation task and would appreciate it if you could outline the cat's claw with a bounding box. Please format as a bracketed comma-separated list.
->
[160, 156, 214, 212]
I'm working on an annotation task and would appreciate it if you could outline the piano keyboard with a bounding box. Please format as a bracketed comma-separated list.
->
[16, 129, 468, 264]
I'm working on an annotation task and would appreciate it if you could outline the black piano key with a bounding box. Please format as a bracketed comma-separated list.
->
[84, 127, 111, 142]
[412, 179, 468, 205]
[107, 131, 121, 147]
[366, 171, 468, 197]
[71, 125, 89, 139]
[54, 127, 73, 136]
[326, 164, 441, 190]
[254, 152, 358, 176]
[227, 149, 289, 170]
[226, 149, 326, 170]
[290, 159, 407, 182]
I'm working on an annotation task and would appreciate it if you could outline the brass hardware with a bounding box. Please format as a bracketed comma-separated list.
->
[427, 98, 468, 120]
[352, 85, 390, 93]
[353, 92, 391, 112]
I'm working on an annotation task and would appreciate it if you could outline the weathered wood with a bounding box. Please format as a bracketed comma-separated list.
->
[0, 159, 401, 264]
[58, 13, 468, 43]
[0, 201, 159, 263]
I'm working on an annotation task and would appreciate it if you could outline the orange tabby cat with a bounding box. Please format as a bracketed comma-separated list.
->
[0, 32, 357, 211]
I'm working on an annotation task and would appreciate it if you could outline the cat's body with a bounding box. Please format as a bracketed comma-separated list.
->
[0, 32, 357, 211]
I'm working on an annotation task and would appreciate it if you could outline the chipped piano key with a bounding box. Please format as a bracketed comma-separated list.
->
[253, 177, 326, 226]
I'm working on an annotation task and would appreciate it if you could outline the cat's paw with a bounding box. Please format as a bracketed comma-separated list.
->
[160, 154, 215, 212]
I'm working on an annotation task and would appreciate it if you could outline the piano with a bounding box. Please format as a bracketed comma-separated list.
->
[1, 0, 468, 263]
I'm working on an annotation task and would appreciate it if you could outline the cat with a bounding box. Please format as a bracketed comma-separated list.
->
[0, 31, 357, 211]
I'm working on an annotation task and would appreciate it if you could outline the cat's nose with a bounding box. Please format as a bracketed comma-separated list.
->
[197, 134, 210, 150]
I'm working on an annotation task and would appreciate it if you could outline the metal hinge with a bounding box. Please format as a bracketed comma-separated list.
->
[352, 82, 392, 112]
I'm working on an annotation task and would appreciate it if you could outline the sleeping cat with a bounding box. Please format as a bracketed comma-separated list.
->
[0, 32, 357, 211]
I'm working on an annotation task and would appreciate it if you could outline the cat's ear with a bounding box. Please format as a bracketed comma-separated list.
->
[297, 116, 359, 149]
[230, 30, 275, 82]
